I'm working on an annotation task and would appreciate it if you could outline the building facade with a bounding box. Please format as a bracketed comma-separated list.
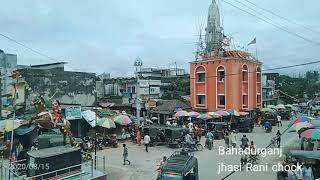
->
[262, 73, 279, 106]
[19, 62, 96, 108]
[190, 52, 262, 112]
[0, 50, 17, 106]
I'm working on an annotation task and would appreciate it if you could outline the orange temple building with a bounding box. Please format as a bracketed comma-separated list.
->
[190, 0, 262, 112]
[190, 51, 262, 112]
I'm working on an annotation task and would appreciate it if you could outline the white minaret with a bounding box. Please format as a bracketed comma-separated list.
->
[205, 0, 223, 54]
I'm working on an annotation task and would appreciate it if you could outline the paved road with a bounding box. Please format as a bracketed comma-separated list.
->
[99, 121, 295, 180]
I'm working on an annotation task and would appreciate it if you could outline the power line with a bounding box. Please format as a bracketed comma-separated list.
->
[0, 32, 83, 72]
[243, 0, 320, 35]
[231, 0, 284, 29]
[221, 0, 320, 46]
[189, 59, 320, 80]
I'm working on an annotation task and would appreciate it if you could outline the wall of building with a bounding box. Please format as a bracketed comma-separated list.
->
[0, 50, 17, 106]
[190, 56, 262, 112]
[20, 68, 96, 107]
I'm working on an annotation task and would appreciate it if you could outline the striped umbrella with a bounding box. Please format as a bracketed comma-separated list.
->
[174, 110, 189, 117]
[216, 110, 230, 116]
[114, 115, 132, 125]
[290, 116, 315, 126]
[197, 113, 212, 120]
[207, 112, 221, 118]
[228, 109, 240, 116]
[188, 111, 201, 118]
[301, 129, 320, 140]
[97, 118, 116, 129]
[289, 122, 314, 132]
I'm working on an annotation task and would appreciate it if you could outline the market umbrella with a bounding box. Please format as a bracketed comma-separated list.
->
[174, 110, 189, 117]
[276, 104, 286, 110]
[188, 111, 201, 118]
[228, 109, 240, 116]
[261, 108, 273, 112]
[207, 112, 221, 118]
[239, 111, 249, 116]
[301, 129, 320, 140]
[97, 118, 116, 129]
[216, 110, 230, 116]
[197, 113, 213, 120]
[289, 116, 314, 126]
[0, 119, 22, 132]
[288, 122, 314, 132]
[114, 115, 132, 125]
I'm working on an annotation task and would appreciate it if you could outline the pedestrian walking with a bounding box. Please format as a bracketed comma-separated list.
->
[276, 130, 281, 148]
[277, 114, 282, 127]
[241, 134, 249, 148]
[144, 134, 151, 152]
[136, 130, 142, 146]
[123, 144, 131, 165]
[224, 132, 229, 148]
[229, 130, 237, 148]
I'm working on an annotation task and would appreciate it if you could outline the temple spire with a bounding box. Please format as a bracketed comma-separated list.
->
[205, 0, 223, 54]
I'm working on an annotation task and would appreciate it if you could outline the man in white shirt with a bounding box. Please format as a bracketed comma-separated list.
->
[144, 134, 151, 152]
[277, 114, 282, 127]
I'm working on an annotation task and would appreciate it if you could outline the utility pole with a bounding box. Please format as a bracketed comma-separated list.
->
[174, 61, 178, 76]
[134, 57, 143, 124]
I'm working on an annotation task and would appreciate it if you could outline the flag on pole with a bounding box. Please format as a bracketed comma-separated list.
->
[247, 37, 256, 46]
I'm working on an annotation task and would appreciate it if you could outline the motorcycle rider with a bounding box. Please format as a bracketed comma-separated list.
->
[264, 120, 272, 132]
[185, 133, 194, 147]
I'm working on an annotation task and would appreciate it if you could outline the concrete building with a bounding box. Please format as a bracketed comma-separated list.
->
[190, 0, 262, 112]
[19, 62, 96, 108]
[0, 50, 17, 106]
[262, 73, 279, 106]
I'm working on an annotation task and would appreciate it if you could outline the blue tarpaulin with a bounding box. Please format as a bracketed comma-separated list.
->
[14, 124, 37, 136]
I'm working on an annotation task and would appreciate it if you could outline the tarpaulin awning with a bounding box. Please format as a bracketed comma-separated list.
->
[82, 110, 98, 127]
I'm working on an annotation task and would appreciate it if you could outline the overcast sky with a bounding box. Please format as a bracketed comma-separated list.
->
[0, 0, 319, 77]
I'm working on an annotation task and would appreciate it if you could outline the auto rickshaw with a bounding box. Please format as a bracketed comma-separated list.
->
[158, 151, 199, 180]
[236, 118, 254, 133]
[277, 109, 291, 121]
[143, 126, 166, 146]
[207, 122, 227, 140]
[165, 127, 186, 148]
[262, 111, 277, 126]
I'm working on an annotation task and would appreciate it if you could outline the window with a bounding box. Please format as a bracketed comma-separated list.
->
[132, 86, 136, 94]
[197, 95, 206, 105]
[218, 95, 225, 107]
[257, 95, 261, 104]
[242, 95, 248, 107]
[198, 73, 205, 82]
[256, 67, 261, 82]
[195, 66, 206, 83]
[242, 65, 248, 82]
[217, 66, 225, 82]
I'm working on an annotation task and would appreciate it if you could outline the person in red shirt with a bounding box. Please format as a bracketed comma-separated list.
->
[52, 100, 62, 128]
